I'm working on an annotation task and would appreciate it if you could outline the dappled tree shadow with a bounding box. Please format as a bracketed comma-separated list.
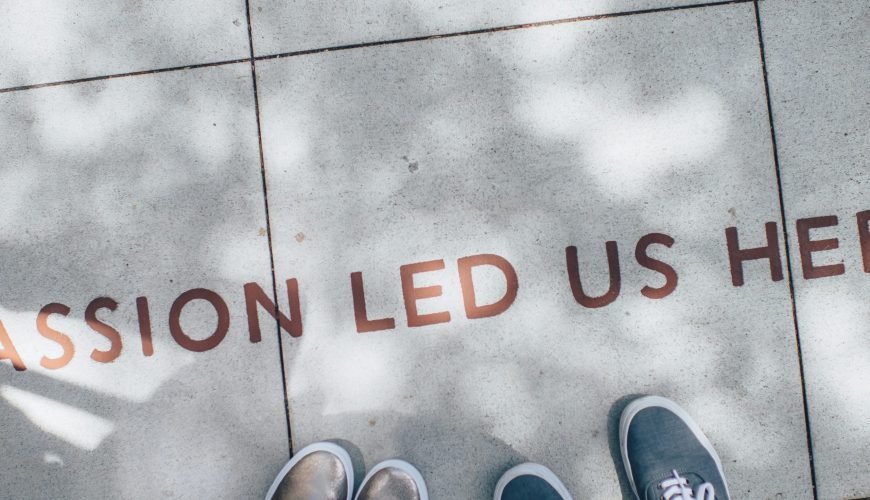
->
[0, 62, 289, 498]
[258, 2, 815, 499]
[4, 0, 863, 499]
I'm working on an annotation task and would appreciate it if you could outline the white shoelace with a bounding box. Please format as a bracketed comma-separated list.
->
[659, 470, 715, 500]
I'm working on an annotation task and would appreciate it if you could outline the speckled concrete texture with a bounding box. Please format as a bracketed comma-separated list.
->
[760, 1, 870, 498]
[258, 4, 813, 498]
[0, 64, 289, 499]
[0, 0, 250, 88]
[247, 0, 703, 56]
[2, 0, 868, 498]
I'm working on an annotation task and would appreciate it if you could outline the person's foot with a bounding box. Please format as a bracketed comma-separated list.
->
[493, 463, 573, 500]
[265, 441, 354, 500]
[620, 395, 730, 500]
[355, 459, 428, 500]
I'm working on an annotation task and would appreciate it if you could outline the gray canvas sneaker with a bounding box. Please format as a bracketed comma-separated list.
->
[265, 442, 354, 500]
[620, 396, 730, 500]
[493, 463, 573, 500]
[355, 459, 428, 500]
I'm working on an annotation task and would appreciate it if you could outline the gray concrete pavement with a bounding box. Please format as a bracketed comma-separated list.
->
[259, 3, 811, 498]
[0, 65, 289, 499]
[760, 1, 870, 498]
[0, 0, 250, 88]
[0, 1, 867, 499]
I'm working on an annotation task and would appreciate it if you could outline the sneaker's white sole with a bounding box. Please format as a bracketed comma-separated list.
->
[619, 395, 731, 499]
[493, 462, 573, 500]
[355, 459, 429, 500]
[264, 441, 355, 500]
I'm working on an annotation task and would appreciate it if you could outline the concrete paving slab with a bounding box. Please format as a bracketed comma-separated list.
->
[248, 0, 704, 56]
[759, 1, 870, 498]
[0, 0, 250, 89]
[0, 65, 289, 499]
[258, 3, 814, 498]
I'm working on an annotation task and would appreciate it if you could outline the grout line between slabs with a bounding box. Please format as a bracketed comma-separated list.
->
[0, 58, 250, 94]
[255, 0, 754, 62]
[0, 0, 753, 94]
[753, 2, 818, 498]
[244, 0, 295, 459]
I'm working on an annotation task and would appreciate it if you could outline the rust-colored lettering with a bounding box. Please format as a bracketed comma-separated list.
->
[858, 210, 870, 273]
[635, 233, 678, 299]
[85, 297, 122, 363]
[244, 279, 303, 342]
[796, 216, 845, 280]
[37, 303, 75, 370]
[169, 288, 230, 352]
[400, 259, 451, 327]
[566, 242, 621, 308]
[136, 296, 154, 357]
[457, 254, 519, 319]
[350, 272, 396, 333]
[725, 222, 783, 286]
[0, 320, 26, 371]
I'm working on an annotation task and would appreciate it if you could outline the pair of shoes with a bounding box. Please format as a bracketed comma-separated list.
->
[264, 396, 730, 500]
[491, 396, 730, 500]
[264, 442, 427, 500]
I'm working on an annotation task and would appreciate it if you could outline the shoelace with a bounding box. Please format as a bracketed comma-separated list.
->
[659, 470, 715, 500]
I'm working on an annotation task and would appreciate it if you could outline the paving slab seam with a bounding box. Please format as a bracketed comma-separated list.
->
[0, 0, 753, 95]
[0, 57, 251, 94]
[254, 0, 756, 62]
[244, 0, 295, 459]
[752, 2, 818, 498]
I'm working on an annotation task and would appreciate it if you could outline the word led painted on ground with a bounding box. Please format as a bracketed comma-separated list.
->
[1, 211, 868, 372]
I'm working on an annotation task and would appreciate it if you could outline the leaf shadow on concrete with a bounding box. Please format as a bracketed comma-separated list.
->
[259, 3, 816, 499]
[0, 63, 290, 499]
[0, 1, 829, 500]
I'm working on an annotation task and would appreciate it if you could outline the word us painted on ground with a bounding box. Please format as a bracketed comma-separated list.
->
[2, 211, 868, 372]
